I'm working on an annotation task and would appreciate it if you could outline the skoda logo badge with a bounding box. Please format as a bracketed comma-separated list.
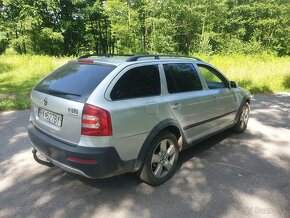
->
[44, 97, 48, 106]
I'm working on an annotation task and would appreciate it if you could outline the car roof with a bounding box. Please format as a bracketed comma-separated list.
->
[77, 54, 204, 66]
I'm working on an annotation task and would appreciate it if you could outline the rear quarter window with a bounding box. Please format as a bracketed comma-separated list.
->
[34, 61, 115, 102]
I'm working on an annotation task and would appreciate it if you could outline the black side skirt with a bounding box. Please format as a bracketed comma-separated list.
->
[183, 110, 237, 130]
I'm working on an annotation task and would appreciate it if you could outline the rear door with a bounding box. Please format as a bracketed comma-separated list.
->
[30, 61, 115, 144]
[196, 63, 239, 129]
[162, 63, 215, 143]
[106, 63, 162, 139]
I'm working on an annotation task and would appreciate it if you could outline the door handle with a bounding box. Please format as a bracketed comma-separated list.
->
[171, 103, 182, 110]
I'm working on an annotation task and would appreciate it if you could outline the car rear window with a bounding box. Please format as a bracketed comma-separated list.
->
[34, 61, 115, 102]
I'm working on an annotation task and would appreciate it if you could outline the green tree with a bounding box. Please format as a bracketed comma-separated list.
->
[0, 0, 289, 56]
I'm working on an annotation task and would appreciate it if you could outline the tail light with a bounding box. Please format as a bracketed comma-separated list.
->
[81, 103, 112, 136]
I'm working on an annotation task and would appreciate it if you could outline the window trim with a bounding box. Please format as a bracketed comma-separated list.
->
[105, 63, 162, 101]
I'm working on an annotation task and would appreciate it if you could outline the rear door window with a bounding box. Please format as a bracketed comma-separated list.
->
[34, 61, 115, 102]
[110, 65, 160, 100]
[163, 63, 202, 93]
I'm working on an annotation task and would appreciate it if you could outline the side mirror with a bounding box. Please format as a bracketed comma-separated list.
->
[230, 81, 238, 88]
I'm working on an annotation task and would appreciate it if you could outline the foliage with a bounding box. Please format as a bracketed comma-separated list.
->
[0, 55, 69, 110]
[0, 1, 289, 111]
[0, 0, 289, 56]
[198, 53, 290, 94]
[0, 54, 289, 110]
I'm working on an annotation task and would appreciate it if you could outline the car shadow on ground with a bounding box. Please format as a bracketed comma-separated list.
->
[77, 129, 234, 189]
[1, 129, 289, 218]
[1, 93, 290, 217]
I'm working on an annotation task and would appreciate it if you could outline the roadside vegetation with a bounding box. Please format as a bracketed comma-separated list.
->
[200, 54, 290, 94]
[0, 1, 289, 111]
[0, 54, 289, 111]
[0, 55, 69, 111]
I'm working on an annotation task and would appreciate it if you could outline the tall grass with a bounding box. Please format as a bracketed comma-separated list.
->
[197, 53, 290, 94]
[0, 54, 289, 111]
[0, 55, 70, 110]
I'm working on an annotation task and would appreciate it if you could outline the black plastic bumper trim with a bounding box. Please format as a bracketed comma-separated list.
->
[27, 122, 134, 179]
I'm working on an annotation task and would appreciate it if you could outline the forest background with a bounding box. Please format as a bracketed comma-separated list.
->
[0, 0, 289, 110]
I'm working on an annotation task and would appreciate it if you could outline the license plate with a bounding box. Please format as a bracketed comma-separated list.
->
[38, 108, 63, 127]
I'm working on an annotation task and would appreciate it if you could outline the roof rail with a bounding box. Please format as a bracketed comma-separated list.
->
[125, 54, 203, 62]
[77, 53, 203, 62]
[77, 54, 133, 59]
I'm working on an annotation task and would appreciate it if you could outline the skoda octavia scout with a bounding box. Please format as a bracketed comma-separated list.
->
[27, 54, 251, 186]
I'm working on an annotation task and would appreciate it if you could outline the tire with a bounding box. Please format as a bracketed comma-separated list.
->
[137, 131, 179, 186]
[232, 102, 250, 133]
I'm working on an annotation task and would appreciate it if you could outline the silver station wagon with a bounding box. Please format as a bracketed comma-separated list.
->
[27, 54, 251, 186]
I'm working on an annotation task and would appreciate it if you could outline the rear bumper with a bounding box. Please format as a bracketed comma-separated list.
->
[27, 122, 133, 179]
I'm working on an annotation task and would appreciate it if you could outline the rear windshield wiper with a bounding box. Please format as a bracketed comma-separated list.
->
[46, 89, 81, 97]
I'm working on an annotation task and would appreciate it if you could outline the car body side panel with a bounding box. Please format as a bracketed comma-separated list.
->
[193, 62, 248, 133]
[162, 91, 216, 143]
[78, 95, 177, 161]
[210, 88, 239, 128]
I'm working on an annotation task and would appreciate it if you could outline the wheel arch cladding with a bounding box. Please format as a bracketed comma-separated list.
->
[132, 119, 184, 172]
[235, 96, 251, 123]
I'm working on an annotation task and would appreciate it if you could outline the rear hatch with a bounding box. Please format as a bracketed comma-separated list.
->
[30, 60, 115, 144]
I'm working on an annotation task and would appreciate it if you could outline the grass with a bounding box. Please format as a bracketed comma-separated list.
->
[0, 54, 290, 111]
[198, 53, 290, 94]
[0, 55, 70, 111]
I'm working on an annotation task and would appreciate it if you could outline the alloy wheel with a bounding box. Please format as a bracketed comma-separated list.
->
[151, 139, 178, 178]
[240, 105, 250, 129]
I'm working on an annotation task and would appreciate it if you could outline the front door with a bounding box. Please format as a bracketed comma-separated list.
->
[196, 64, 239, 130]
[161, 63, 216, 143]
